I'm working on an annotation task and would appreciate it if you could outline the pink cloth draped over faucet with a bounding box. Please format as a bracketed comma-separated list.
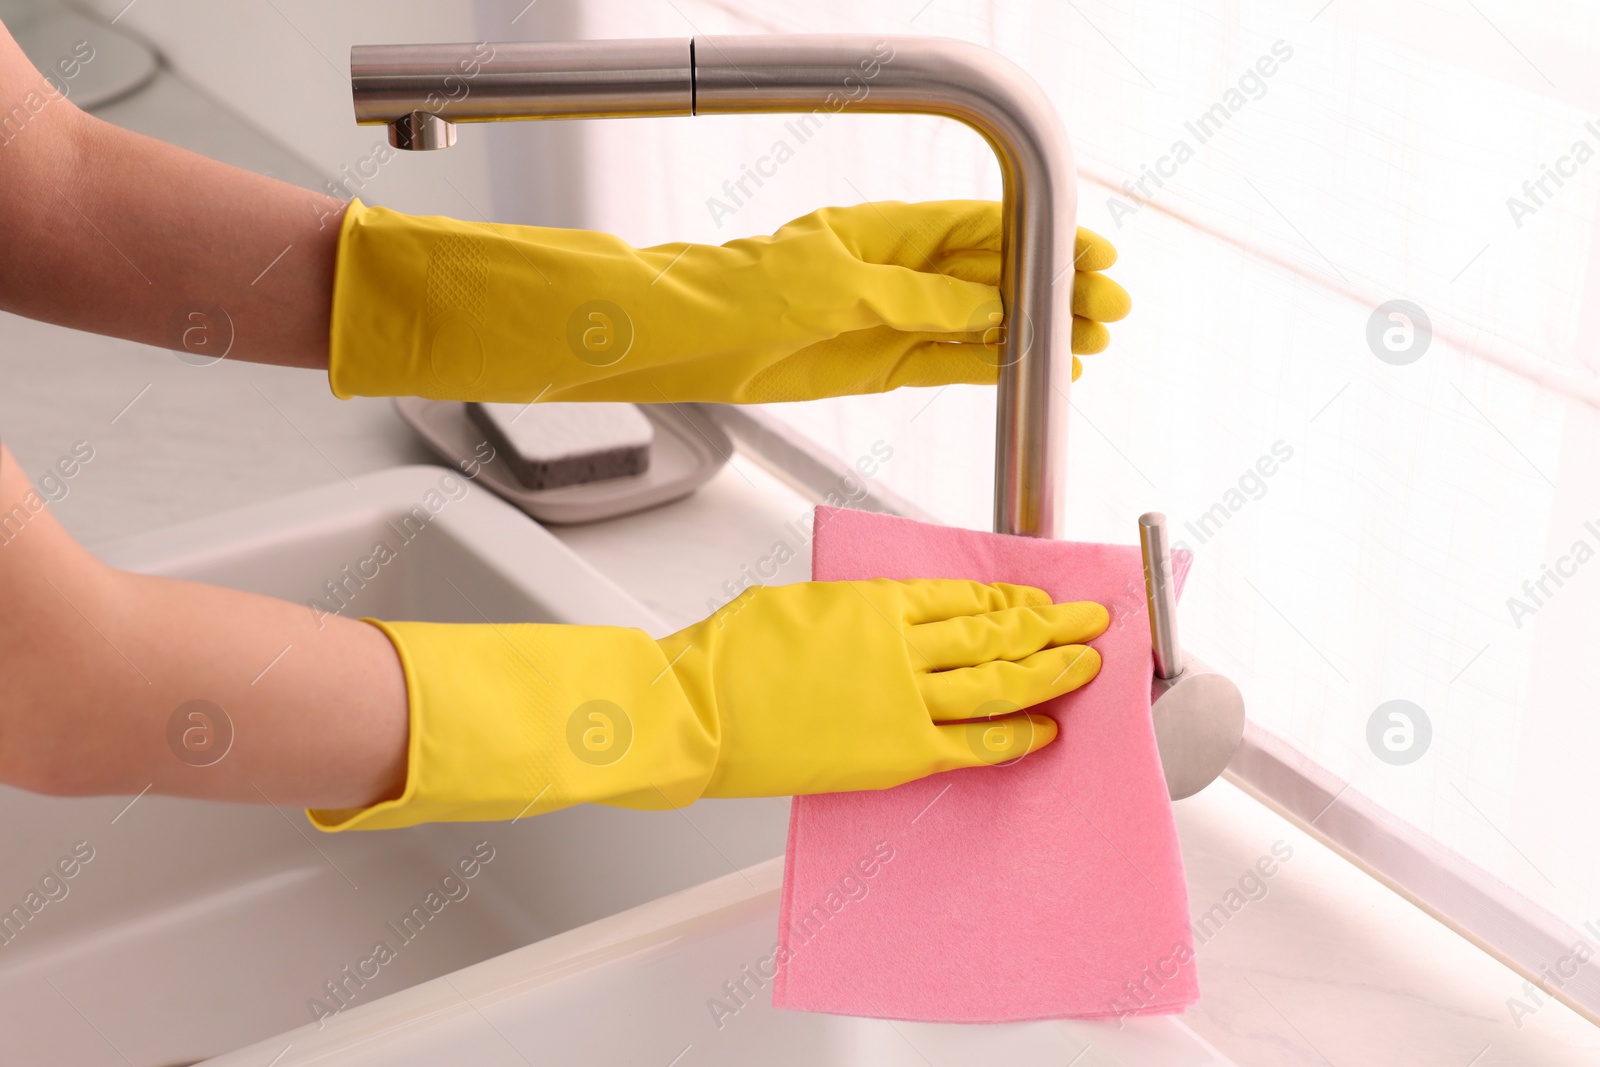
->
[772, 506, 1198, 1022]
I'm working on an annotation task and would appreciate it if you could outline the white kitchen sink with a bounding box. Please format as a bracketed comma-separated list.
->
[0, 465, 1233, 1066]
[0, 466, 789, 1066]
[197, 859, 1238, 1067]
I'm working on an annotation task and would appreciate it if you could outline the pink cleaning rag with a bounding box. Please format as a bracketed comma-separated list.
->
[772, 506, 1197, 1022]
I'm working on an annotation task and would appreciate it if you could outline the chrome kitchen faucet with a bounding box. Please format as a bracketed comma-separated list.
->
[350, 34, 1072, 538]
[349, 35, 1245, 797]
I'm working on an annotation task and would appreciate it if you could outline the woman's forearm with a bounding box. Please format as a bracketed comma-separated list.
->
[0, 20, 345, 369]
[0, 443, 409, 809]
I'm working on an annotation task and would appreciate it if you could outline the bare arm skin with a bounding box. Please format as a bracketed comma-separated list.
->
[0, 441, 410, 808]
[0, 21, 408, 806]
[0, 19, 345, 369]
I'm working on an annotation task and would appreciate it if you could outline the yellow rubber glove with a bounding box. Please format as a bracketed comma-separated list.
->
[327, 199, 1130, 405]
[308, 579, 1109, 831]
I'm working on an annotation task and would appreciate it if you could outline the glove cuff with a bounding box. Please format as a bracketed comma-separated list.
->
[307, 619, 718, 831]
[328, 199, 560, 403]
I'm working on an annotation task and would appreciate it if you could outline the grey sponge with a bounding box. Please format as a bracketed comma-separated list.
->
[468, 401, 654, 491]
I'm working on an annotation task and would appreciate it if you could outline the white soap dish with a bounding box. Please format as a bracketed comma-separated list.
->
[392, 397, 733, 525]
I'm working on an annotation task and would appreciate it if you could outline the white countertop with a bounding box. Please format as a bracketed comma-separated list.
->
[2, 63, 1595, 1066]
[510, 454, 1600, 1067]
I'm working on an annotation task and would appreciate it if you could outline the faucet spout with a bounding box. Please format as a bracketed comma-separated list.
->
[351, 35, 1076, 537]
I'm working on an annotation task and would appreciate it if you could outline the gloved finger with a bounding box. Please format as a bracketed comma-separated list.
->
[912, 222, 1113, 292]
[1072, 316, 1110, 356]
[929, 247, 1000, 285]
[741, 326, 998, 402]
[932, 711, 1058, 769]
[1075, 227, 1118, 272]
[744, 313, 1106, 402]
[806, 322, 1103, 392]
[814, 200, 1000, 272]
[892, 578, 1051, 625]
[885, 337, 1004, 391]
[912, 601, 1109, 671]
[888, 332, 1075, 391]
[919, 643, 1102, 721]
[899, 233, 1123, 292]
[852, 267, 998, 336]
[1073, 271, 1131, 323]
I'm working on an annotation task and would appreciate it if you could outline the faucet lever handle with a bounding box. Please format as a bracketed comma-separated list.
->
[1137, 511, 1248, 800]
[1138, 511, 1182, 680]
